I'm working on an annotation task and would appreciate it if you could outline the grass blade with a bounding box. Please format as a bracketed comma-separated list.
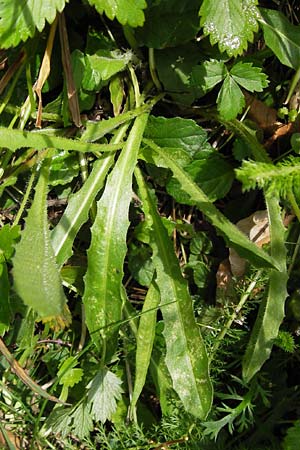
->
[135, 167, 213, 420]
[83, 113, 149, 361]
[242, 195, 288, 382]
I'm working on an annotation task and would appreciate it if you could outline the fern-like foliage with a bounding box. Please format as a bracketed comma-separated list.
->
[235, 156, 300, 199]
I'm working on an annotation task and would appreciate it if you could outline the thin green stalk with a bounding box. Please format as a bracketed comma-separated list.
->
[288, 191, 300, 223]
[0, 62, 26, 116]
[211, 271, 262, 358]
[149, 48, 162, 91]
[13, 170, 36, 226]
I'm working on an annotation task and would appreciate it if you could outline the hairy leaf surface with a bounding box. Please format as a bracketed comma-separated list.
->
[13, 159, 66, 318]
[0, 0, 66, 48]
[135, 168, 213, 420]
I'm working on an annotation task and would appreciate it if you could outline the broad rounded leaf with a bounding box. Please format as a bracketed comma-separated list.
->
[199, 0, 260, 57]
[0, 0, 66, 48]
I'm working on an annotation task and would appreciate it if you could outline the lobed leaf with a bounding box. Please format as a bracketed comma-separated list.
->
[199, 0, 260, 57]
[87, 368, 123, 423]
[13, 159, 67, 318]
[230, 62, 269, 92]
[135, 168, 213, 420]
[0, 0, 66, 48]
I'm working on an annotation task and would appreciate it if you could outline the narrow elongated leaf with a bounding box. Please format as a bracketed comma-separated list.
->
[199, 0, 260, 57]
[141, 139, 278, 270]
[0, 254, 10, 336]
[0, 0, 66, 48]
[13, 159, 66, 318]
[0, 127, 122, 153]
[242, 195, 288, 382]
[83, 113, 149, 358]
[87, 0, 146, 27]
[130, 280, 160, 415]
[51, 154, 114, 266]
[260, 8, 300, 70]
[135, 168, 213, 420]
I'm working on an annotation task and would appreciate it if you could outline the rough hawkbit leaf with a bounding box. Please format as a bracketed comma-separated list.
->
[230, 62, 269, 92]
[190, 60, 226, 93]
[134, 0, 200, 49]
[0, 254, 10, 336]
[217, 75, 245, 120]
[135, 168, 213, 420]
[51, 154, 114, 267]
[13, 160, 67, 318]
[242, 196, 288, 382]
[141, 140, 279, 271]
[259, 8, 300, 70]
[0, 127, 122, 153]
[199, 0, 260, 57]
[83, 113, 149, 358]
[130, 280, 160, 416]
[49, 150, 79, 186]
[87, 368, 123, 423]
[0, 0, 66, 48]
[87, 0, 146, 27]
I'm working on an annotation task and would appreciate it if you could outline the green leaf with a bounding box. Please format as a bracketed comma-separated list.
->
[87, 0, 146, 27]
[259, 8, 300, 70]
[155, 44, 203, 105]
[191, 60, 226, 92]
[0, 127, 122, 153]
[51, 154, 115, 267]
[84, 49, 132, 85]
[130, 280, 160, 416]
[0, 0, 66, 48]
[58, 357, 83, 388]
[230, 62, 269, 92]
[87, 368, 123, 423]
[71, 402, 93, 440]
[167, 152, 234, 202]
[199, 0, 260, 57]
[13, 159, 67, 318]
[217, 75, 245, 120]
[242, 195, 288, 382]
[83, 113, 149, 357]
[283, 420, 300, 450]
[141, 139, 279, 271]
[49, 150, 80, 186]
[134, 0, 200, 48]
[0, 254, 11, 336]
[144, 116, 210, 158]
[0, 225, 20, 260]
[135, 168, 213, 420]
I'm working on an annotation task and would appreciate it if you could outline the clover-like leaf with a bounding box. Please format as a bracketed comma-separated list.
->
[87, 0, 146, 27]
[199, 0, 260, 57]
[0, 0, 66, 48]
[230, 62, 269, 92]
